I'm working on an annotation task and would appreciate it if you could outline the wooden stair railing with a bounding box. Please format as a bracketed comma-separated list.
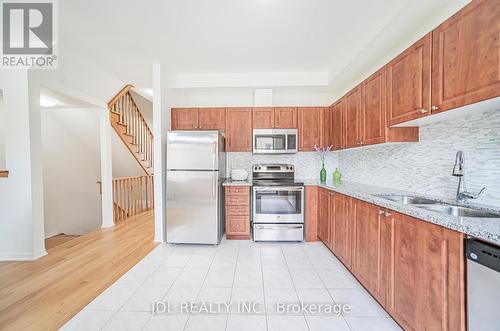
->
[97, 175, 154, 222]
[108, 85, 154, 175]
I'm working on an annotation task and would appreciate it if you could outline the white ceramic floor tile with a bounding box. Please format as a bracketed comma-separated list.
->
[229, 287, 266, 314]
[195, 246, 218, 255]
[204, 268, 235, 287]
[261, 255, 288, 270]
[211, 255, 238, 269]
[184, 314, 228, 331]
[267, 315, 309, 331]
[263, 269, 294, 288]
[60, 310, 115, 331]
[328, 289, 388, 317]
[233, 268, 263, 287]
[226, 314, 267, 331]
[173, 268, 209, 286]
[138, 249, 172, 267]
[216, 246, 239, 256]
[290, 269, 324, 288]
[265, 288, 300, 314]
[309, 257, 346, 271]
[85, 284, 139, 311]
[260, 245, 283, 256]
[296, 288, 334, 304]
[143, 313, 190, 331]
[186, 254, 214, 268]
[196, 287, 232, 305]
[162, 253, 192, 268]
[144, 267, 182, 286]
[114, 265, 157, 286]
[281, 245, 306, 257]
[305, 315, 351, 331]
[163, 286, 201, 312]
[345, 316, 403, 331]
[317, 269, 360, 289]
[121, 285, 170, 312]
[285, 255, 314, 270]
[101, 311, 151, 331]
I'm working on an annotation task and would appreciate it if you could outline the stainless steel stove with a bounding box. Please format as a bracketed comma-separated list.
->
[252, 164, 304, 242]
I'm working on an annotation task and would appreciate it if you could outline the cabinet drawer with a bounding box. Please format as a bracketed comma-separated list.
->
[227, 216, 250, 235]
[225, 186, 250, 196]
[225, 195, 250, 206]
[226, 205, 250, 216]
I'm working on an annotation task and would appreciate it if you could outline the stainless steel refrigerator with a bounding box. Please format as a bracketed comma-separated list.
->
[166, 131, 226, 244]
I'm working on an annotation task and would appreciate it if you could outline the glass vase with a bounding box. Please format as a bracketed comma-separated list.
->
[320, 163, 327, 183]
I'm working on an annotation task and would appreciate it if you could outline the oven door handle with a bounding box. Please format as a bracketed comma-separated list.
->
[254, 225, 303, 230]
[254, 186, 304, 192]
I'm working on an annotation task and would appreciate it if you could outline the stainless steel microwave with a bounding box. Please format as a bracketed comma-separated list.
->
[253, 129, 298, 154]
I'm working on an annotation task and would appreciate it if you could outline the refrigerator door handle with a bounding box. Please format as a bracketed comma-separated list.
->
[212, 141, 217, 171]
[212, 173, 216, 199]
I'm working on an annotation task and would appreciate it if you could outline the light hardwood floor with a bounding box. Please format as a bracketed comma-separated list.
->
[0, 210, 156, 331]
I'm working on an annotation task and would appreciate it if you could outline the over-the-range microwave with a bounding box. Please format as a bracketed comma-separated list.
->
[253, 129, 298, 154]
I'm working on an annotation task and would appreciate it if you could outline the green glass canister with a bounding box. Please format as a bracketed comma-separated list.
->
[320, 163, 327, 183]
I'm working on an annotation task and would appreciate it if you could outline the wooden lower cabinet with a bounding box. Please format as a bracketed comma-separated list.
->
[316, 187, 465, 331]
[225, 186, 250, 239]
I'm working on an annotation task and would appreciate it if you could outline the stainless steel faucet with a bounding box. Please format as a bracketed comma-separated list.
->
[452, 151, 486, 204]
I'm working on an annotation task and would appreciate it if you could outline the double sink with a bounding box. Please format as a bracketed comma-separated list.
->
[375, 195, 500, 219]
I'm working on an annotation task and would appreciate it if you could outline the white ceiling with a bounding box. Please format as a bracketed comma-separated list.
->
[58, 0, 468, 90]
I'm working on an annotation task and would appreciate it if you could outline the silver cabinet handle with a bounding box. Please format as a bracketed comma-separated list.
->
[255, 225, 303, 230]
[431, 105, 439, 111]
[420, 109, 428, 114]
[379, 210, 385, 215]
[384, 211, 392, 217]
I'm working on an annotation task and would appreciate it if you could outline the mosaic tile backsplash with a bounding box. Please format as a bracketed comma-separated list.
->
[337, 110, 500, 207]
[226, 152, 340, 182]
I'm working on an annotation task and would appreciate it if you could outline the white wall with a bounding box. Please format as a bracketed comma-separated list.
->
[0, 70, 46, 261]
[41, 108, 103, 236]
[0, 92, 5, 169]
[130, 90, 153, 127]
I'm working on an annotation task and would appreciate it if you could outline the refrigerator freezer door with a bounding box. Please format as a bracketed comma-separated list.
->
[167, 131, 220, 171]
[166, 170, 220, 244]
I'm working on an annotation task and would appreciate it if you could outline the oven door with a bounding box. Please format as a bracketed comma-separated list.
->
[253, 186, 304, 223]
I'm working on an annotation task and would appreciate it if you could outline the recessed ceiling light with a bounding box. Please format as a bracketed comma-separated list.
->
[40, 96, 58, 108]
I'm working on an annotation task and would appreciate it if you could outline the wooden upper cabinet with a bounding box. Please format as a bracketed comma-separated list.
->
[171, 108, 198, 130]
[322, 106, 332, 148]
[387, 33, 432, 126]
[432, 0, 500, 113]
[225, 108, 253, 152]
[362, 67, 387, 145]
[344, 86, 362, 148]
[274, 107, 297, 128]
[198, 108, 225, 130]
[253, 107, 275, 128]
[331, 99, 346, 150]
[298, 107, 323, 151]
[389, 212, 465, 331]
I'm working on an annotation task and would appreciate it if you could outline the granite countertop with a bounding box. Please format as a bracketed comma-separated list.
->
[300, 179, 500, 246]
[222, 178, 252, 186]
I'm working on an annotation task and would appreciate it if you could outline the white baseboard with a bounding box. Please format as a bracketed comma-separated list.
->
[45, 232, 62, 239]
[0, 250, 47, 261]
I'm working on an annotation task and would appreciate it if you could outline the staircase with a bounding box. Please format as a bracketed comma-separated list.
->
[108, 85, 154, 174]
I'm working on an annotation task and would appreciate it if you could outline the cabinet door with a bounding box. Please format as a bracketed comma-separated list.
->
[171, 108, 198, 130]
[331, 194, 351, 266]
[331, 99, 345, 150]
[198, 108, 225, 130]
[274, 107, 297, 128]
[344, 86, 362, 148]
[387, 33, 431, 125]
[298, 107, 323, 151]
[318, 188, 330, 244]
[352, 200, 382, 297]
[323, 106, 332, 148]
[390, 212, 465, 331]
[225, 108, 253, 151]
[432, 0, 500, 113]
[253, 107, 275, 128]
[362, 67, 387, 145]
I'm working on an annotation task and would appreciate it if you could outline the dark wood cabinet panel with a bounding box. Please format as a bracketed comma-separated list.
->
[331, 99, 346, 150]
[322, 106, 332, 148]
[432, 0, 500, 113]
[305, 186, 319, 242]
[225, 186, 251, 239]
[198, 108, 225, 130]
[387, 33, 432, 125]
[225, 108, 253, 152]
[298, 107, 323, 151]
[171, 108, 198, 130]
[253, 107, 275, 128]
[362, 67, 387, 145]
[331, 194, 351, 267]
[274, 107, 297, 128]
[318, 188, 330, 244]
[344, 86, 362, 148]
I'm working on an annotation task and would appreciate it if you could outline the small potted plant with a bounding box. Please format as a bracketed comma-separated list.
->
[314, 144, 332, 183]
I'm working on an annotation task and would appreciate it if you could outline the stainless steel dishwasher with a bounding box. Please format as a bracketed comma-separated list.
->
[466, 239, 500, 331]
